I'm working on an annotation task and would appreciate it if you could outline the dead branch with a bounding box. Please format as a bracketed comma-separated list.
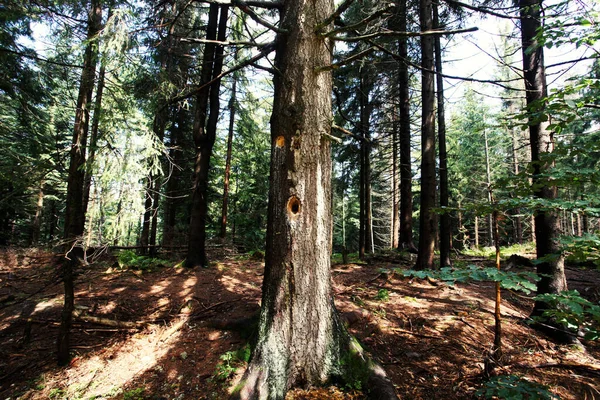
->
[73, 309, 145, 329]
[332, 26, 479, 42]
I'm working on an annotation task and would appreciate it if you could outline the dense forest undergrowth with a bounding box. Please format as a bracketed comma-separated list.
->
[1, 246, 599, 400]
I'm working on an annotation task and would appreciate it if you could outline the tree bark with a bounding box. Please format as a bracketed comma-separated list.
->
[186, 4, 219, 267]
[29, 179, 44, 246]
[58, 0, 102, 366]
[234, 1, 398, 398]
[434, 4, 451, 267]
[359, 65, 373, 254]
[391, 105, 399, 249]
[416, 0, 436, 270]
[139, 175, 153, 255]
[397, 0, 416, 252]
[519, 0, 569, 336]
[220, 60, 237, 239]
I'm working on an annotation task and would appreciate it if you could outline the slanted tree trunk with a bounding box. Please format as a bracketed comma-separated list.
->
[416, 0, 436, 270]
[235, 1, 398, 398]
[484, 128, 494, 247]
[434, 4, 451, 267]
[220, 61, 237, 239]
[82, 37, 107, 219]
[187, 4, 228, 267]
[58, 0, 102, 366]
[519, 0, 569, 339]
[397, 0, 416, 252]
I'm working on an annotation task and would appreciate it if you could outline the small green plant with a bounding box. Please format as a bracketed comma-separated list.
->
[400, 265, 539, 294]
[212, 345, 251, 382]
[477, 375, 559, 399]
[534, 290, 600, 340]
[375, 289, 390, 302]
[48, 388, 65, 399]
[117, 250, 169, 272]
[123, 387, 145, 400]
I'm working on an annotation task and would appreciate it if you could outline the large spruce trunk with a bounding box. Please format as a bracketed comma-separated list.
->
[234, 1, 397, 398]
[434, 4, 451, 268]
[415, 0, 436, 269]
[519, 0, 568, 336]
[397, 0, 416, 252]
[58, 0, 102, 365]
[186, 4, 220, 267]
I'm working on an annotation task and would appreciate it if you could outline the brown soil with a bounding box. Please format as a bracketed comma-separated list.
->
[1, 247, 599, 400]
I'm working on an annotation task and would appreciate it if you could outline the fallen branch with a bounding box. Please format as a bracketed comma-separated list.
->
[514, 362, 600, 376]
[73, 309, 144, 329]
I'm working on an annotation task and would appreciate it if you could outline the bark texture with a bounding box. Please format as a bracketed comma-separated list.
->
[519, 0, 568, 329]
[397, 0, 416, 252]
[235, 1, 397, 398]
[416, 0, 436, 269]
[58, 0, 102, 365]
[433, 4, 451, 268]
[187, 4, 226, 267]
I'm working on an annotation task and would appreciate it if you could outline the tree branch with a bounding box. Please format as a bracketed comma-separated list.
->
[321, 5, 394, 37]
[442, 0, 518, 19]
[332, 26, 479, 41]
[315, 0, 355, 33]
[0, 47, 84, 69]
[316, 46, 376, 72]
[235, 2, 286, 33]
[168, 43, 276, 106]
[197, 0, 282, 8]
[179, 37, 269, 47]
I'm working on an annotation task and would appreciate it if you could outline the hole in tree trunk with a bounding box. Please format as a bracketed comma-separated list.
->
[275, 136, 285, 148]
[287, 196, 301, 219]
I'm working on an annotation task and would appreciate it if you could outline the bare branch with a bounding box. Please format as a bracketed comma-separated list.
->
[316, 46, 376, 72]
[179, 37, 269, 47]
[235, 2, 286, 33]
[332, 26, 479, 41]
[197, 0, 283, 8]
[315, 0, 354, 33]
[168, 43, 276, 106]
[321, 5, 395, 37]
[442, 0, 519, 19]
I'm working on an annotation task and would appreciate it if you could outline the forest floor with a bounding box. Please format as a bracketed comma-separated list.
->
[1, 246, 599, 400]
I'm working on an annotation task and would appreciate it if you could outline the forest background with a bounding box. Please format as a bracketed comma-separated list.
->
[2, 0, 600, 398]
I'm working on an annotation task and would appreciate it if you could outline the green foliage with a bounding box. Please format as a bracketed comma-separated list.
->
[534, 290, 600, 341]
[462, 242, 536, 259]
[339, 337, 371, 391]
[375, 289, 389, 302]
[477, 375, 559, 399]
[48, 388, 65, 399]
[117, 250, 169, 271]
[212, 345, 251, 382]
[122, 387, 145, 400]
[559, 234, 600, 268]
[400, 265, 539, 294]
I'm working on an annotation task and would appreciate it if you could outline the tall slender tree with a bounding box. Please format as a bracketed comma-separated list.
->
[416, 0, 436, 269]
[58, 0, 102, 365]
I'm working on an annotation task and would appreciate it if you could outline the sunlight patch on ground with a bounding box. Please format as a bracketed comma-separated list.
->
[36, 318, 189, 399]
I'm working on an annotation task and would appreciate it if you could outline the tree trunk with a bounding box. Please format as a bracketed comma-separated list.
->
[139, 175, 153, 256]
[391, 105, 399, 249]
[235, 1, 398, 398]
[359, 66, 373, 254]
[187, 4, 228, 267]
[511, 127, 523, 244]
[434, 4, 451, 267]
[58, 0, 102, 366]
[519, 0, 569, 337]
[220, 62, 237, 239]
[415, 0, 436, 270]
[29, 179, 44, 246]
[82, 41, 107, 219]
[483, 129, 494, 247]
[397, 0, 416, 252]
